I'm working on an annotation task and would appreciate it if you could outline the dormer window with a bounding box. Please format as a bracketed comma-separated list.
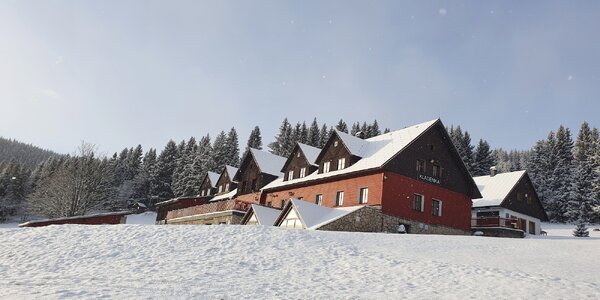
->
[337, 158, 346, 170]
[299, 167, 306, 178]
[288, 170, 294, 180]
[323, 161, 331, 173]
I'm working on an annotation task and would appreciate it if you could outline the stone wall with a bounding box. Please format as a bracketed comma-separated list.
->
[167, 211, 245, 225]
[317, 206, 470, 235]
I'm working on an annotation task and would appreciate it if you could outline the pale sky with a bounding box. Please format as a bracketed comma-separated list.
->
[1, 1, 599, 155]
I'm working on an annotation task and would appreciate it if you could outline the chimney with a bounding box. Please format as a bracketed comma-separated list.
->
[490, 166, 497, 177]
[355, 131, 364, 139]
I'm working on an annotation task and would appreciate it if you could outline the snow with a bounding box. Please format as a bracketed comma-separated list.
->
[224, 165, 239, 182]
[210, 188, 237, 202]
[297, 143, 321, 165]
[472, 170, 526, 207]
[18, 211, 132, 227]
[250, 204, 281, 226]
[333, 129, 372, 157]
[289, 199, 363, 229]
[1, 224, 599, 299]
[206, 171, 220, 187]
[249, 148, 287, 176]
[262, 119, 439, 191]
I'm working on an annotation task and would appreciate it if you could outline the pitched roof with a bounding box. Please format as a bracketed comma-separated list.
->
[206, 171, 220, 187]
[224, 165, 239, 182]
[297, 143, 321, 166]
[262, 119, 439, 191]
[249, 148, 287, 176]
[472, 170, 526, 207]
[249, 204, 281, 226]
[334, 130, 372, 157]
[277, 199, 363, 230]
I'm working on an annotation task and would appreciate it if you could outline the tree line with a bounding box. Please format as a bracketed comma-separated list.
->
[0, 118, 598, 224]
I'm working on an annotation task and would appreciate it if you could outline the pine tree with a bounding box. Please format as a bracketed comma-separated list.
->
[360, 122, 368, 138]
[336, 119, 348, 133]
[225, 127, 240, 167]
[568, 122, 598, 223]
[155, 140, 178, 199]
[552, 126, 575, 222]
[384, 128, 390, 134]
[268, 118, 293, 156]
[573, 219, 590, 237]
[299, 122, 309, 144]
[246, 126, 263, 151]
[307, 118, 320, 147]
[350, 122, 360, 136]
[198, 134, 214, 174]
[528, 132, 559, 221]
[472, 139, 495, 176]
[369, 120, 381, 138]
[319, 124, 329, 148]
[211, 131, 228, 172]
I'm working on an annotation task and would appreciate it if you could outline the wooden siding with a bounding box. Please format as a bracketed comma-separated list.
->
[282, 146, 318, 181]
[501, 173, 548, 221]
[383, 122, 480, 199]
[199, 176, 216, 196]
[216, 169, 237, 195]
[316, 133, 357, 174]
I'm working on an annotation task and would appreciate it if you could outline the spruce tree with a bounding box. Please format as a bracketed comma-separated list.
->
[225, 127, 240, 167]
[552, 126, 575, 222]
[384, 128, 390, 134]
[155, 140, 178, 199]
[336, 119, 348, 133]
[319, 124, 329, 148]
[472, 139, 495, 176]
[369, 120, 381, 138]
[307, 118, 320, 147]
[568, 122, 597, 223]
[299, 122, 309, 144]
[211, 131, 228, 172]
[268, 118, 292, 156]
[350, 122, 360, 136]
[246, 126, 263, 151]
[198, 134, 214, 174]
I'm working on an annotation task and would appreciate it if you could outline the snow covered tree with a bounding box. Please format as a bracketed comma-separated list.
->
[368, 120, 381, 138]
[211, 131, 228, 172]
[350, 122, 360, 137]
[268, 118, 293, 156]
[472, 139, 495, 176]
[384, 128, 390, 134]
[528, 132, 559, 221]
[246, 126, 263, 151]
[307, 118, 320, 147]
[567, 122, 598, 223]
[0, 161, 28, 220]
[154, 140, 178, 199]
[552, 126, 575, 222]
[335, 119, 348, 133]
[198, 134, 214, 174]
[27, 143, 115, 218]
[573, 220, 590, 237]
[299, 122, 309, 144]
[448, 126, 474, 174]
[319, 124, 330, 148]
[225, 127, 240, 167]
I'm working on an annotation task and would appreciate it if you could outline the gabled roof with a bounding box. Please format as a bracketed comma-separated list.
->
[472, 171, 527, 207]
[205, 171, 220, 188]
[217, 165, 239, 184]
[297, 143, 321, 166]
[237, 148, 287, 179]
[333, 130, 372, 157]
[242, 204, 281, 225]
[262, 119, 439, 191]
[275, 199, 363, 230]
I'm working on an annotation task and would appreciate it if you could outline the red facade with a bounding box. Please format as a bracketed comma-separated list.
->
[381, 172, 472, 231]
[19, 212, 129, 227]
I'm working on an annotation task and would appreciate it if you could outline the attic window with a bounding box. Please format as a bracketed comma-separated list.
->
[334, 140, 339, 147]
[297, 152, 301, 158]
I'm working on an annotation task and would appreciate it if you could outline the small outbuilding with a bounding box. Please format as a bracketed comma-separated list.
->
[241, 204, 281, 226]
[18, 211, 131, 227]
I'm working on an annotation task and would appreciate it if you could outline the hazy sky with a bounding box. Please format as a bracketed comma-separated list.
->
[1, 1, 599, 155]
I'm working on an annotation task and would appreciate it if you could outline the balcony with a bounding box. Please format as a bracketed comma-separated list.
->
[166, 199, 252, 220]
[471, 217, 524, 231]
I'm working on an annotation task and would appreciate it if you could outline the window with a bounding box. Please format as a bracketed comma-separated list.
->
[280, 200, 286, 208]
[297, 151, 301, 157]
[416, 160, 426, 172]
[517, 192, 523, 202]
[323, 161, 331, 173]
[432, 199, 442, 216]
[288, 170, 294, 181]
[413, 194, 424, 212]
[335, 191, 344, 206]
[267, 201, 272, 207]
[206, 189, 210, 196]
[218, 185, 223, 193]
[225, 183, 229, 191]
[359, 187, 368, 204]
[337, 158, 346, 170]
[432, 164, 443, 177]
[526, 193, 532, 205]
[299, 167, 306, 178]
[334, 140, 339, 147]
[315, 194, 323, 206]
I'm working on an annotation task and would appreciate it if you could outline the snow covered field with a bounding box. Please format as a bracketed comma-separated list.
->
[0, 219, 599, 299]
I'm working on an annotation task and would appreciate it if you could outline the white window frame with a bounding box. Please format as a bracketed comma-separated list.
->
[337, 158, 346, 170]
[323, 161, 330, 173]
[225, 183, 230, 192]
[359, 187, 368, 204]
[315, 194, 323, 206]
[288, 170, 294, 180]
[432, 199, 442, 216]
[413, 194, 424, 212]
[218, 185, 223, 193]
[299, 167, 306, 178]
[335, 191, 344, 206]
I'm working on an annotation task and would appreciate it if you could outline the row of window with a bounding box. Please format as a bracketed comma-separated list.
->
[416, 159, 444, 178]
[412, 194, 443, 217]
[322, 157, 346, 173]
[287, 167, 307, 181]
[314, 187, 369, 206]
[516, 192, 533, 205]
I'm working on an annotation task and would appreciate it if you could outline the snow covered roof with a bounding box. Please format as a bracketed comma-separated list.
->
[472, 171, 526, 207]
[279, 199, 364, 230]
[249, 148, 287, 176]
[206, 171, 220, 187]
[210, 189, 237, 202]
[297, 143, 321, 166]
[332, 130, 372, 157]
[263, 119, 439, 191]
[224, 166, 239, 181]
[249, 204, 281, 226]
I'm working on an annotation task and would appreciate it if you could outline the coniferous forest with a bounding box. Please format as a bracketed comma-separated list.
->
[0, 118, 599, 224]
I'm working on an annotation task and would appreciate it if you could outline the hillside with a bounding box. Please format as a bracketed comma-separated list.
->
[0, 137, 59, 169]
[0, 222, 598, 299]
